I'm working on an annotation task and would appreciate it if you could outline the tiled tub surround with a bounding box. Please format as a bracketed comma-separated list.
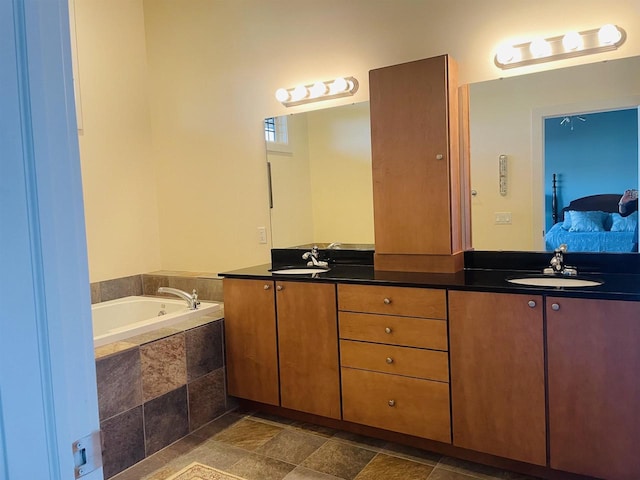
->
[90, 271, 224, 304]
[95, 312, 231, 478]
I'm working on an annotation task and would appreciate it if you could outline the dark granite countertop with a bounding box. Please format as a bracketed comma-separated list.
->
[219, 263, 640, 301]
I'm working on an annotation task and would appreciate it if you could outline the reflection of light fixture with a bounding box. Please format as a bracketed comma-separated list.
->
[560, 115, 587, 131]
[275, 76, 359, 107]
[495, 24, 626, 69]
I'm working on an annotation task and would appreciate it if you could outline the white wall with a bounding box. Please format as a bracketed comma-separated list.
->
[76, 0, 640, 277]
[75, 0, 161, 282]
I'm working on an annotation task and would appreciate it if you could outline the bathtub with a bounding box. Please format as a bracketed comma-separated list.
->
[92, 296, 221, 347]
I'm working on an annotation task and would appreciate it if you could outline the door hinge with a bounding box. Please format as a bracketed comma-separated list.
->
[72, 430, 102, 478]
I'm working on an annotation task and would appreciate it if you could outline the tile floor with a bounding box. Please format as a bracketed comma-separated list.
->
[111, 410, 541, 480]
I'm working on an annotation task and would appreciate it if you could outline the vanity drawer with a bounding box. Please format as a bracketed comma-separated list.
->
[340, 340, 449, 382]
[342, 367, 451, 443]
[338, 284, 446, 319]
[339, 312, 448, 351]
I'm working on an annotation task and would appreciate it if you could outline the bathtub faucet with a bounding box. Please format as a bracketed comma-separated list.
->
[157, 287, 200, 310]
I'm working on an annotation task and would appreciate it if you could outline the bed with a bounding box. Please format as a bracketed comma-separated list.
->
[544, 181, 638, 252]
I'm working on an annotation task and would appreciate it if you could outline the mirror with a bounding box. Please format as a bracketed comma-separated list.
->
[267, 102, 374, 249]
[470, 55, 639, 252]
[266, 56, 640, 252]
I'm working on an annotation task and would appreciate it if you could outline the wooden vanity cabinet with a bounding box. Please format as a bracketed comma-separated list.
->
[276, 281, 340, 419]
[223, 278, 341, 418]
[223, 278, 279, 405]
[369, 54, 469, 273]
[449, 290, 546, 466]
[547, 297, 640, 480]
[338, 284, 451, 443]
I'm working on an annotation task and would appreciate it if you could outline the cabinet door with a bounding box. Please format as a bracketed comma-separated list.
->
[277, 281, 341, 419]
[547, 297, 640, 480]
[223, 278, 279, 406]
[449, 291, 546, 466]
[370, 55, 456, 256]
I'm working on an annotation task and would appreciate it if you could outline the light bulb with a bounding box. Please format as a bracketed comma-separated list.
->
[562, 31, 583, 51]
[529, 38, 551, 58]
[309, 81, 328, 98]
[598, 24, 621, 45]
[330, 77, 348, 95]
[275, 88, 290, 103]
[496, 44, 519, 65]
[291, 85, 308, 102]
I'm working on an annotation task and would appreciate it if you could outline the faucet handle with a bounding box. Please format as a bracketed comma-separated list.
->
[555, 244, 568, 253]
[192, 289, 200, 307]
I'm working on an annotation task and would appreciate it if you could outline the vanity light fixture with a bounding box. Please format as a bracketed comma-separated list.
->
[495, 24, 626, 69]
[275, 76, 359, 107]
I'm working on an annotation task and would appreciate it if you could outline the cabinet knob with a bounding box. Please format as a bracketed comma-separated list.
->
[386, 357, 394, 364]
[388, 399, 396, 407]
[276, 285, 284, 291]
[264, 284, 271, 290]
[384, 327, 392, 334]
[383, 298, 392, 305]
[436, 154, 444, 160]
[551, 303, 560, 311]
[528, 300, 536, 308]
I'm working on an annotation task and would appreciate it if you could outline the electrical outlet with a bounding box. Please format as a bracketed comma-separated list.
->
[495, 212, 512, 224]
[257, 226, 268, 244]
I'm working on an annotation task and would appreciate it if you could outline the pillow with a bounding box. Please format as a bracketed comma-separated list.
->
[562, 211, 572, 230]
[610, 212, 638, 232]
[567, 210, 608, 232]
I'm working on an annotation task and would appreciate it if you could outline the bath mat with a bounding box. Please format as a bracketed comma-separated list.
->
[164, 462, 246, 480]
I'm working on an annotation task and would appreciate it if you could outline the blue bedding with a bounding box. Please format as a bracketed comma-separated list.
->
[545, 222, 636, 252]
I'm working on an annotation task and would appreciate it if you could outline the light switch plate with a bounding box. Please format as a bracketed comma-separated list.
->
[257, 226, 268, 244]
[495, 212, 512, 224]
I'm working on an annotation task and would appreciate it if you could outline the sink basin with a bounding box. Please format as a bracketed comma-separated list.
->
[270, 267, 330, 275]
[507, 276, 603, 288]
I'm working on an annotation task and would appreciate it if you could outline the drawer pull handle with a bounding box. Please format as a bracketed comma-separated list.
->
[276, 285, 284, 291]
[551, 303, 560, 311]
[384, 327, 392, 334]
[528, 300, 536, 308]
[386, 357, 394, 364]
[388, 400, 396, 407]
[436, 154, 444, 160]
[264, 284, 271, 290]
[383, 298, 392, 305]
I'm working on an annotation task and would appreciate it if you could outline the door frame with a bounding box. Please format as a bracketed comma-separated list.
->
[532, 96, 640, 250]
[1, 1, 102, 479]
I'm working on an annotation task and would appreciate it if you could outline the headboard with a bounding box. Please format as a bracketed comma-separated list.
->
[550, 173, 622, 222]
[560, 194, 622, 221]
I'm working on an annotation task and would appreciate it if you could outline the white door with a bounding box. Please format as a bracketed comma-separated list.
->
[0, 1, 102, 480]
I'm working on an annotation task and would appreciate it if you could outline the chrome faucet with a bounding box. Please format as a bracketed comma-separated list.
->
[157, 287, 200, 310]
[302, 245, 328, 268]
[327, 242, 342, 249]
[544, 244, 577, 276]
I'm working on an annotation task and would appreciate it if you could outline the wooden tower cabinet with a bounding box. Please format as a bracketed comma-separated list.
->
[370, 54, 470, 273]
